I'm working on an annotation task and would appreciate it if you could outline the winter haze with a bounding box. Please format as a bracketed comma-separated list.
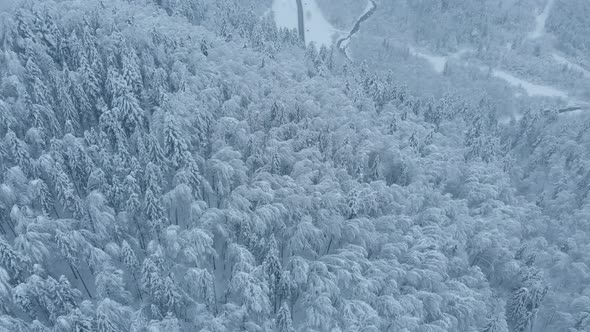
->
[0, 0, 589, 331]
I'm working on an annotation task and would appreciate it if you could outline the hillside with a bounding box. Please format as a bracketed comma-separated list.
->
[0, 0, 588, 331]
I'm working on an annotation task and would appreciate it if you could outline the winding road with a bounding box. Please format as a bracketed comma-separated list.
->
[335, 0, 378, 61]
[336, 0, 377, 51]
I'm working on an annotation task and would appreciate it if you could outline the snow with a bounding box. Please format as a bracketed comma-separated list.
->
[528, 0, 555, 39]
[408, 46, 447, 74]
[407, 46, 472, 74]
[490, 68, 569, 99]
[360, 0, 373, 17]
[272, 0, 299, 32]
[552, 53, 590, 78]
[272, 0, 339, 47]
[300, 0, 339, 46]
[449, 48, 473, 60]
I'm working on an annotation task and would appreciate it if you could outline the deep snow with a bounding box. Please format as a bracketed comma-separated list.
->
[300, 0, 340, 46]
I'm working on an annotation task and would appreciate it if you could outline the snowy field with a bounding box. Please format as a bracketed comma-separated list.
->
[300, 0, 340, 46]
[272, 0, 299, 31]
[273, 0, 340, 47]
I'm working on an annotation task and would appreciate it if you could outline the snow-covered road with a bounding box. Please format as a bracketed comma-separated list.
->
[552, 53, 590, 79]
[489, 68, 568, 99]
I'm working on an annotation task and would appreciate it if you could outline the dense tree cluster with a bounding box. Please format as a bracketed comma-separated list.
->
[546, 0, 590, 56]
[0, 0, 586, 331]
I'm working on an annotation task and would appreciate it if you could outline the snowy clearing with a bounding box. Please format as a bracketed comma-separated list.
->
[272, 0, 299, 32]
[300, 0, 340, 46]
[529, 0, 555, 39]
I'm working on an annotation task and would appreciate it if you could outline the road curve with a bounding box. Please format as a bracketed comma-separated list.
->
[336, 0, 377, 59]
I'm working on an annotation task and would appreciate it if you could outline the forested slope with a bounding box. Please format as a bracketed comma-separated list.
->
[0, 0, 586, 331]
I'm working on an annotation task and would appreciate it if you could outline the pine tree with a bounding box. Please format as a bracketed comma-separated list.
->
[53, 275, 80, 314]
[122, 240, 139, 273]
[146, 134, 166, 167]
[51, 163, 83, 217]
[68, 308, 93, 332]
[144, 188, 165, 239]
[276, 302, 294, 332]
[183, 158, 203, 200]
[5, 129, 32, 175]
[163, 113, 190, 168]
[95, 268, 130, 303]
[144, 162, 163, 195]
[161, 275, 182, 314]
[141, 255, 166, 307]
[87, 168, 108, 193]
[120, 45, 143, 95]
[200, 38, 209, 57]
[96, 311, 119, 332]
[185, 268, 215, 313]
[408, 131, 419, 151]
[79, 50, 100, 106]
[122, 240, 143, 298]
[482, 311, 509, 332]
[263, 235, 282, 313]
[114, 92, 144, 136]
[0, 236, 30, 282]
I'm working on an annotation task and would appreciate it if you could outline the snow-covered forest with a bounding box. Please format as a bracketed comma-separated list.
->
[0, 0, 589, 331]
